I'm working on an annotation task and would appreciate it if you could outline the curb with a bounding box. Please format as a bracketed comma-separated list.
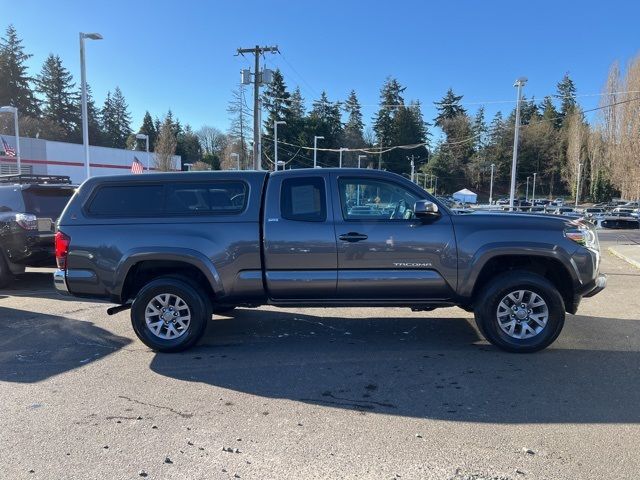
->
[608, 246, 640, 270]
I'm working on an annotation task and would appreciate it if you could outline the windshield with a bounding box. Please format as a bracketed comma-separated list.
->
[22, 187, 75, 218]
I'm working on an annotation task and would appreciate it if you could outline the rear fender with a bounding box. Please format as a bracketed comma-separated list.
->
[113, 248, 225, 301]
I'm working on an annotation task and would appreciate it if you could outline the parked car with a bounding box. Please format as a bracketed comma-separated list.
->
[0, 174, 76, 287]
[54, 169, 606, 354]
[554, 197, 565, 206]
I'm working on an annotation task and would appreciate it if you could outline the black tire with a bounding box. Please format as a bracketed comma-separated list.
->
[0, 253, 12, 289]
[474, 270, 565, 353]
[130, 277, 211, 352]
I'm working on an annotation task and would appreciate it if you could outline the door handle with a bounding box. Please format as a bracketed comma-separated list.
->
[339, 232, 368, 242]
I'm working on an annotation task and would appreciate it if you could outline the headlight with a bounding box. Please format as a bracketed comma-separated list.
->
[564, 221, 599, 251]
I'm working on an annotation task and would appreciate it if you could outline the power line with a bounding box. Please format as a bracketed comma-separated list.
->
[259, 96, 640, 155]
[263, 89, 640, 109]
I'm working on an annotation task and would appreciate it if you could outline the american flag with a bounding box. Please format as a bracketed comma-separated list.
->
[1, 137, 16, 157]
[131, 156, 144, 174]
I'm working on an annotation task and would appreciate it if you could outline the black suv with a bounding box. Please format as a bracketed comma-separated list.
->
[0, 174, 76, 287]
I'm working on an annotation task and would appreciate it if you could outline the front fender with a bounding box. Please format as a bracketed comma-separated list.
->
[457, 241, 580, 299]
[113, 247, 225, 301]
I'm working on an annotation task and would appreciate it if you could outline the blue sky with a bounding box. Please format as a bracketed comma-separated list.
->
[7, 0, 640, 136]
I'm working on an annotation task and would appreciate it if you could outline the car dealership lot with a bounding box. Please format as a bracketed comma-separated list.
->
[1, 233, 639, 480]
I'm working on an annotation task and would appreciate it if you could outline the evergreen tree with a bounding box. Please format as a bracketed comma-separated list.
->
[176, 124, 202, 167]
[308, 91, 342, 167]
[434, 88, 466, 127]
[373, 77, 405, 168]
[138, 111, 157, 150]
[77, 83, 102, 146]
[37, 54, 79, 141]
[290, 87, 305, 119]
[344, 90, 364, 137]
[540, 96, 560, 128]
[472, 106, 487, 150]
[262, 69, 293, 167]
[100, 87, 132, 148]
[342, 90, 365, 165]
[555, 73, 577, 121]
[0, 25, 39, 117]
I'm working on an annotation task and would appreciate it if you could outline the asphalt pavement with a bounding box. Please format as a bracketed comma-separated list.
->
[1, 232, 639, 480]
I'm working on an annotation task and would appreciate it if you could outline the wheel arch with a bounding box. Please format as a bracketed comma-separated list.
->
[115, 249, 224, 303]
[466, 252, 576, 313]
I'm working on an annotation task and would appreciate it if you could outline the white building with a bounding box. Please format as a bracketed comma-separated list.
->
[0, 136, 180, 184]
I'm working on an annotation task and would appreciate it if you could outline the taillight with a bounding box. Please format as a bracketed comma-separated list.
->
[55, 231, 70, 270]
[15, 213, 38, 230]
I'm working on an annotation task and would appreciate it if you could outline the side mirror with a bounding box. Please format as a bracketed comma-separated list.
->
[414, 200, 440, 219]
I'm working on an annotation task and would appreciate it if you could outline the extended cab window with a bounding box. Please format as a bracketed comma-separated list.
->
[166, 182, 247, 214]
[281, 177, 326, 222]
[338, 178, 419, 220]
[88, 185, 164, 216]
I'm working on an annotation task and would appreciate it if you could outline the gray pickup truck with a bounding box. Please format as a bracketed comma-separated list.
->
[54, 168, 606, 353]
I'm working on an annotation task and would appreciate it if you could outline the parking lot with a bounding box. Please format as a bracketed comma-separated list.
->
[1, 231, 639, 480]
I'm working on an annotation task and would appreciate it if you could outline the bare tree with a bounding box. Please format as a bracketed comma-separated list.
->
[227, 85, 251, 167]
[154, 115, 177, 171]
[565, 108, 586, 198]
[196, 125, 228, 156]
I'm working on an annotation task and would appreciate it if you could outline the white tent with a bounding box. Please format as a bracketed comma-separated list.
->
[452, 188, 478, 204]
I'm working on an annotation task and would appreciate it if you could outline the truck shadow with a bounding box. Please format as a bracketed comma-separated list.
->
[150, 308, 640, 424]
[0, 305, 131, 383]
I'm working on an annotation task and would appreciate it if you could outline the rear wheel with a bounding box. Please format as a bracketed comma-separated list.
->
[131, 277, 211, 352]
[474, 271, 565, 353]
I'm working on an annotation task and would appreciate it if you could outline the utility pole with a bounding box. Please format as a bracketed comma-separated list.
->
[236, 45, 279, 170]
[434, 176, 438, 196]
[526, 176, 530, 202]
[339, 148, 345, 168]
[575, 162, 583, 207]
[509, 77, 527, 210]
[489, 163, 495, 205]
[378, 144, 382, 169]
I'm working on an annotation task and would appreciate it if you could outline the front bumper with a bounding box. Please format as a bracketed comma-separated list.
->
[583, 273, 607, 298]
[53, 269, 70, 295]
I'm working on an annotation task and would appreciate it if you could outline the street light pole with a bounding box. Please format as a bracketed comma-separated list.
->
[80, 32, 103, 180]
[231, 152, 240, 170]
[274, 120, 286, 171]
[489, 163, 495, 205]
[575, 162, 583, 207]
[313, 136, 324, 168]
[0, 106, 20, 174]
[408, 155, 415, 182]
[434, 176, 438, 195]
[358, 155, 367, 168]
[532, 172, 537, 204]
[526, 176, 530, 202]
[509, 77, 527, 211]
[136, 134, 150, 172]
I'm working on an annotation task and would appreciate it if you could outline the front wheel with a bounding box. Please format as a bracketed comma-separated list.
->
[130, 277, 211, 352]
[474, 271, 565, 353]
